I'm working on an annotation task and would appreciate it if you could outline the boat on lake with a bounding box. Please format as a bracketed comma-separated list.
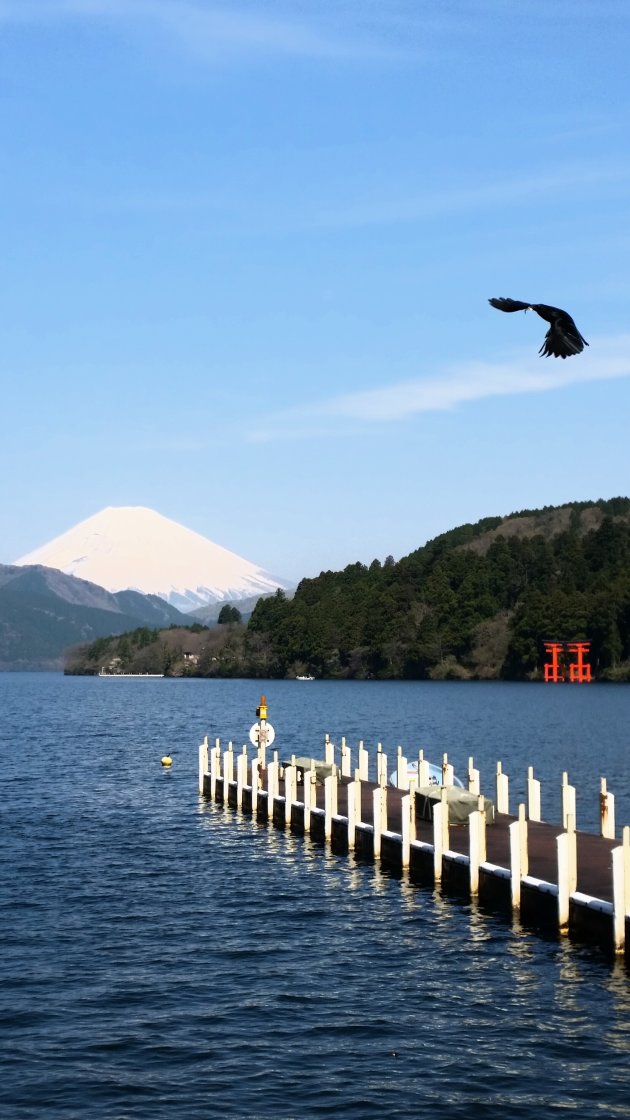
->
[389, 759, 464, 788]
[296, 674, 315, 681]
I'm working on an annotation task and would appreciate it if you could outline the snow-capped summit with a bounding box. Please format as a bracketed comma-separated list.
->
[14, 506, 291, 612]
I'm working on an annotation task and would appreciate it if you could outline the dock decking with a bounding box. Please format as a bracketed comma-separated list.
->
[198, 736, 630, 960]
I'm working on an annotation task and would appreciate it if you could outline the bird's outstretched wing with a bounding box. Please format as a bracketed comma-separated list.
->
[488, 297, 588, 358]
[488, 297, 531, 313]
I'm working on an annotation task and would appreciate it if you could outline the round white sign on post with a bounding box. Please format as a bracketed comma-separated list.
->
[249, 721, 275, 748]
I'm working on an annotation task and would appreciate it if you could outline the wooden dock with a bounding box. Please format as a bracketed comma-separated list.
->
[198, 734, 630, 960]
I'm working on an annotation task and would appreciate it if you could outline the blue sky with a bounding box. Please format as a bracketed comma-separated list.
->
[2, 0, 630, 583]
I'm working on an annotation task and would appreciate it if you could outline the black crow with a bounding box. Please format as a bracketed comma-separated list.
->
[488, 297, 589, 359]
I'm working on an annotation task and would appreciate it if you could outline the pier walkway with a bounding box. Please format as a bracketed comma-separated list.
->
[198, 734, 630, 960]
[285, 774, 619, 903]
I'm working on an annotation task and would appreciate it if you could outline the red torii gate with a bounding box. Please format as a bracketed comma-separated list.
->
[544, 641, 565, 682]
[543, 640, 592, 683]
[566, 641, 592, 682]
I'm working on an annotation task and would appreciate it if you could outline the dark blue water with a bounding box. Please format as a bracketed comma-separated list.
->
[3, 675, 630, 1119]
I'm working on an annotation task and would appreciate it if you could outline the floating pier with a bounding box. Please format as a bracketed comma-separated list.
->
[198, 723, 630, 960]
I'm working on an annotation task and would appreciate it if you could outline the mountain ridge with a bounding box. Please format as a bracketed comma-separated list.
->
[15, 505, 292, 610]
[0, 562, 193, 670]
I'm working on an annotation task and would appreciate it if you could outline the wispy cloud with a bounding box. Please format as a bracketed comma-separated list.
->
[303, 164, 630, 232]
[0, 0, 401, 61]
[247, 335, 630, 441]
[36, 159, 630, 238]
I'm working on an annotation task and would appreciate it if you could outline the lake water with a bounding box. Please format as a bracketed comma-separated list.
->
[3, 674, 630, 1119]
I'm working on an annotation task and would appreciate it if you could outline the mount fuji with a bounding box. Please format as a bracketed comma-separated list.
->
[15, 506, 292, 613]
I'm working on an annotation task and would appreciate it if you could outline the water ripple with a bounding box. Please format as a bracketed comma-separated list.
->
[2, 675, 630, 1118]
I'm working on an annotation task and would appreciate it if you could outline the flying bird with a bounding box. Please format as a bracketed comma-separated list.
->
[488, 297, 589, 359]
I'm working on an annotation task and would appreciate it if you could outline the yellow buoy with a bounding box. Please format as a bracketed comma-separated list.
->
[161, 755, 173, 767]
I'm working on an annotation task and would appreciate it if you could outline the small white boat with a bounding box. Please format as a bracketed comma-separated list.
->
[296, 674, 315, 681]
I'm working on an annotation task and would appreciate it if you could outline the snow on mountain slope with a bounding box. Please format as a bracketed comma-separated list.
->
[14, 507, 291, 612]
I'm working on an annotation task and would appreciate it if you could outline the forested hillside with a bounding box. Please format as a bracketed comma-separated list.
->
[247, 498, 630, 681]
[67, 499, 630, 681]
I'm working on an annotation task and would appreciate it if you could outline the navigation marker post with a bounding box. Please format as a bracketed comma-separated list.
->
[249, 694, 275, 769]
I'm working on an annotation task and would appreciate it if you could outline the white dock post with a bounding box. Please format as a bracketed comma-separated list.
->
[509, 820, 522, 910]
[340, 738, 352, 777]
[210, 739, 221, 799]
[273, 754, 281, 801]
[376, 744, 388, 787]
[199, 735, 209, 794]
[557, 833, 570, 930]
[303, 767, 315, 833]
[236, 746, 247, 809]
[600, 777, 616, 839]
[324, 772, 338, 840]
[267, 756, 279, 809]
[418, 751, 430, 788]
[433, 789, 448, 883]
[251, 758, 259, 814]
[496, 761, 509, 815]
[347, 779, 360, 850]
[223, 742, 234, 803]
[612, 844, 627, 954]
[358, 740, 369, 780]
[442, 753, 454, 788]
[557, 814, 577, 931]
[527, 766, 541, 822]
[324, 734, 335, 766]
[624, 826, 630, 916]
[373, 786, 387, 858]
[567, 813, 577, 889]
[519, 803, 529, 877]
[396, 746, 408, 789]
[561, 771, 577, 831]
[401, 793, 411, 868]
[469, 796, 487, 896]
[284, 763, 297, 826]
[509, 805, 528, 911]
[467, 756, 480, 796]
[441, 787, 449, 854]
